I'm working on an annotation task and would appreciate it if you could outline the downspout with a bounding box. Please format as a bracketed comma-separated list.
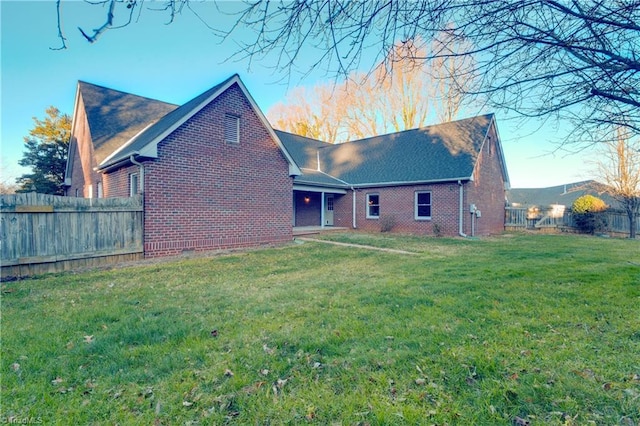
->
[321, 191, 325, 228]
[130, 155, 145, 254]
[130, 155, 144, 192]
[458, 180, 467, 237]
[351, 186, 357, 229]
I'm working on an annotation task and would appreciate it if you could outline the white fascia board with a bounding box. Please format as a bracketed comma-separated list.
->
[99, 122, 156, 167]
[490, 115, 511, 187]
[293, 184, 348, 194]
[234, 77, 302, 176]
[351, 177, 471, 188]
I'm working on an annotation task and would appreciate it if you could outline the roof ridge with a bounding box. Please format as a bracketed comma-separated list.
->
[78, 80, 178, 107]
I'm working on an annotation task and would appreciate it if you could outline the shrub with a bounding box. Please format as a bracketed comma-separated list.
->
[572, 195, 607, 214]
[380, 215, 397, 232]
[571, 195, 608, 234]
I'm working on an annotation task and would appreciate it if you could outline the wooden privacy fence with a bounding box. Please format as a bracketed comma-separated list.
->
[1, 193, 143, 279]
[505, 206, 640, 235]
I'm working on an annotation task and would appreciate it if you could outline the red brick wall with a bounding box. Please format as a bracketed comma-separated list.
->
[67, 95, 102, 198]
[351, 184, 463, 236]
[103, 164, 139, 198]
[341, 122, 507, 237]
[466, 123, 507, 236]
[142, 83, 293, 257]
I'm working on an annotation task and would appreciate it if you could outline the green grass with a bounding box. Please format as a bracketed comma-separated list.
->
[2, 233, 639, 425]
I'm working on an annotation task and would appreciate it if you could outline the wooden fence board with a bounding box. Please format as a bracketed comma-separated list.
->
[505, 206, 639, 235]
[1, 193, 143, 279]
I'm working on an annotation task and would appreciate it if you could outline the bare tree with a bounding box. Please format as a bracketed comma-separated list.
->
[594, 129, 640, 238]
[57, 1, 640, 145]
[0, 167, 19, 195]
[268, 38, 470, 143]
[268, 83, 350, 143]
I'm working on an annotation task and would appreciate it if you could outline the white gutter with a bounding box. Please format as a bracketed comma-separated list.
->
[130, 155, 144, 194]
[352, 187, 357, 229]
[458, 180, 467, 237]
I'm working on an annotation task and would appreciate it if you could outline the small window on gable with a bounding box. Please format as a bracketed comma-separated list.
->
[366, 193, 380, 219]
[415, 191, 432, 220]
[130, 173, 139, 197]
[224, 114, 240, 144]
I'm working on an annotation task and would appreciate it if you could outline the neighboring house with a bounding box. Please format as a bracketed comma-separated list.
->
[65, 74, 510, 258]
[507, 180, 618, 210]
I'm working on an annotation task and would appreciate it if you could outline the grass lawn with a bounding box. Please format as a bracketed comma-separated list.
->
[2, 233, 639, 425]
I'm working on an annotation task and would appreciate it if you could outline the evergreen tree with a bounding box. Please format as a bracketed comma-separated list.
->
[16, 106, 71, 195]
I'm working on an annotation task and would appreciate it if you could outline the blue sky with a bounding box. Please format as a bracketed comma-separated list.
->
[1, 0, 596, 188]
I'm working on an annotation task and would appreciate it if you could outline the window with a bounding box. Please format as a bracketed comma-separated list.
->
[224, 114, 240, 144]
[415, 191, 432, 220]
[130, 173, 139, 197]
[366, 193, 380, 219]
[97, 182, 103, 198]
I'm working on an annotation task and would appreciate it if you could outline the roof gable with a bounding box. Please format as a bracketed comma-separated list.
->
[278, 114, 497, 187]
[77, 81, 178, 164]
[98, 75, 301, 176]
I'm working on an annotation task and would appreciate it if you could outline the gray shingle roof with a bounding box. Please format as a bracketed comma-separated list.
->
[277, 114, 495, 187]
[78, 81, 178, 164]
[507, 180, 618, 208]
[99, 75, 237, 168]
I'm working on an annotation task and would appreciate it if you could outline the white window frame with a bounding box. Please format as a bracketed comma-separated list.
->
[130, 173, 139, 197]
[224, 114, 240, 144]
[97, 181, 103, 198]
[415, 191, 432, 220]
[366, 193, 380, 219]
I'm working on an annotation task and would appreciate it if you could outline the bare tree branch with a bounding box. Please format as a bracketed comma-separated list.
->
[51, 0, 67, 50]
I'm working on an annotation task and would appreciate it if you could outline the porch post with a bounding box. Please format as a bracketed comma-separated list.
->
[320, 191, 325, 228]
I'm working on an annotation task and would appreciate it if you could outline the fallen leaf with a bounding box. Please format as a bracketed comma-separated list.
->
[11, 363, 20, 372]
[224, 369, 234, 377]
[210, 329, 218, 338]
[52, 377, 64, 385]
[415, 378, 426, 385]
[260, 369, 269, 376]
[602, 382, 612, 390]
[513, 416, 530, 425]
[263, 344, 275, 355]
[276, 378, 288, 389]
[573, 369, 595, 379]
[83, 335, 94, 344]
[182, 401, 193, 407]
[241, 381, 265, 394]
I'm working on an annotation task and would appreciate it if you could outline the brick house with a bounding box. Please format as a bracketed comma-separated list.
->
[65, 74, 301, 257]
[278, 113, 509, 237]
[65, 74, 509, 258]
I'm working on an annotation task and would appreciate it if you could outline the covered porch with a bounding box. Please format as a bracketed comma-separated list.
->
[293, 185, 350, 229]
